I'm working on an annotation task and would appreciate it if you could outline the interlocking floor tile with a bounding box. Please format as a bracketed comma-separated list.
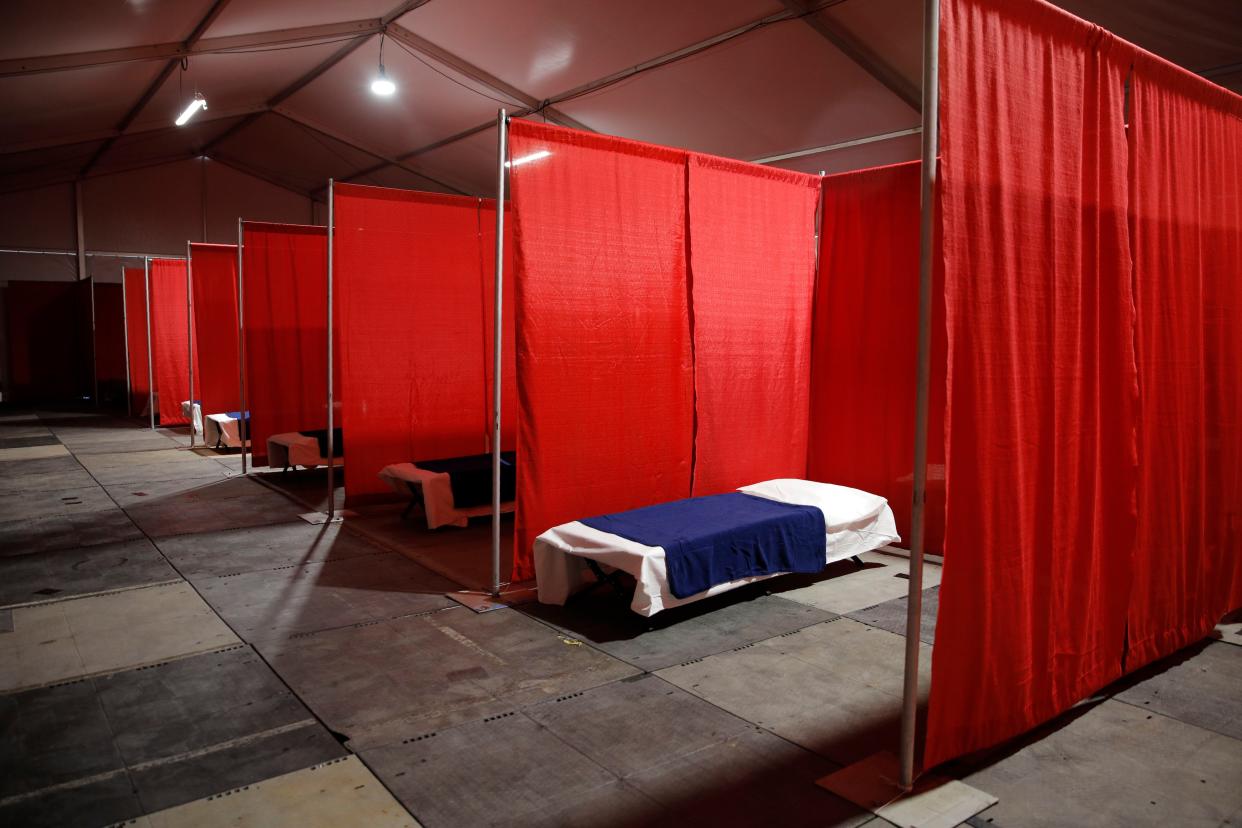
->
[771, 550, 942, 615]
[846, 585, 939, 644]
[1113, 641, 1242, 741]
[155, 521, 394, 580]
[0, 538, 178, 607]
[0, 509, 143, 557]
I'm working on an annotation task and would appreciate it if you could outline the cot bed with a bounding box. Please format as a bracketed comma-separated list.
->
[204, 411, 248, 449]
[535, 478, 900, 617]
[379, 452, 516, 529]
[180, 400, 204, 436]
[267, 428, 343, 471]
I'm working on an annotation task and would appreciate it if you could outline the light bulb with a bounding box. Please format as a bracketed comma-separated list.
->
[371, 66, 396, 96]
[175, 92, 207, 126]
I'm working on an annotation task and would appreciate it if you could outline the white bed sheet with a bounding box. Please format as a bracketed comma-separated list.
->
[205, 413, 246, 448]
[379, 463, 515, 529]
[534, 481, 900, 617]
[267, 431, 341, 470]
[180, 400, 203, 436]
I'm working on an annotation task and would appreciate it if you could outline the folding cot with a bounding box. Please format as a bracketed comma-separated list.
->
[204, 411, 248, 449]
[379, 452, 516, 530]
[267, 427, 343, 471]
[535, 478, 899, 617]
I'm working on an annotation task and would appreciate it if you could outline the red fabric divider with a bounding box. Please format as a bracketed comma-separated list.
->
[925, 0, 1137, 767]
[93, 282, 127, 406]
[479, 199, 518, 452]
[123, 267, 150, 415]
[241, 223, 330, 465]
[149, 258, 194, 425]
[686, 154, 820, 495]
[809, 161, 946, 553]
[334, 184, 490, 504]
[509, 120, 694, 580]
[3, 281, 88, 402]
[1127, 54, 1242, 669]
[189, 243, 241, 416]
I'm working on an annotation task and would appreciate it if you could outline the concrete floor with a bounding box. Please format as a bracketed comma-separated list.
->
[1, 410, 1239, 827]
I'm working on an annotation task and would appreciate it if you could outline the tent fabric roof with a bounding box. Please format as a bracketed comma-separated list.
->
[1, 0, 1239, 199]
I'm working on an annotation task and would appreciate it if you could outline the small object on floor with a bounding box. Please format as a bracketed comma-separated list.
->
[817, 751, 996, 828]
[447, 585, 537, 613]
[299, 510, 354, 525]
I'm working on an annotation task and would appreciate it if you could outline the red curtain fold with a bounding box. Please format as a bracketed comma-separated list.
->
[334, 184, 489, 504]
[510, 120, 695, 580]
[241, 222, 330, 466]
[1127, 54, 1242, 669]
[93, 282, 127, 407]
[479, 199, 518, 451]
[808, 161, 946, 552]
[687, 154, 820, 496]
[189, 243, 241, 417]
[123, 267, 150, 415]
[4, 281, 89, 403]
[149, 258, 194, 426]
[925, 0, 1138, 767]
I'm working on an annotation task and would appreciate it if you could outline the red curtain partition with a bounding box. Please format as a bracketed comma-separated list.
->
[94, 282, 127, 406]
[149, 258, 194, 425]
[808, 162, 946, 552]
[1127, 55, 1242, 669]
[479, 200, 518, 451]
[189, 243, 241, 416]
[925, 0, 1137, 767]
[123, 267, 150, 415]
[241, 223, 330, 465]
[4, 281, 88, 402]
[334, 185, 490, 504]
[687, 155, 820, 496]
[510, 121, 695, 580]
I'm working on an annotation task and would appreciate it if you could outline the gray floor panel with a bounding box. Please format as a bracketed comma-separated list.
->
[195, 552, 459, 643]
[520, 587, 836, 672]
[846, 585, 939, 644]
[95, 646, 318, 765]
[0, 435, 61, 448]
[0, 454, 81, 477]
[524, 673, 753, 778]
[0, 538, 178, 607]
[130, 722, 346, 814]
[0, 485, 117, 523]
[120, 476, 307, 537]
[625, 727, 866, 828]
[264, 607, 639, 749]
[1114, 641, 1242, 741]
[155, 521, 399, 580]
[361, 711, 629, 828]
[0, 679, 123, 798]
[0, 467, 97, 495]
[0, 509, 144, 557]
[0, 773, 144, 828]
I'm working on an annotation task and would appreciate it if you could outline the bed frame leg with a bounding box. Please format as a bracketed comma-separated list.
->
[851, 555, 865, 568]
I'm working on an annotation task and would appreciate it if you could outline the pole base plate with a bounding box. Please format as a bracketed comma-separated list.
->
[816, 751, 995, 828]
[299, 511, 351, 525]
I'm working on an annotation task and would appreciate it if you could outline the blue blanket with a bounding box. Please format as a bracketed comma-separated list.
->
[416, 452, 515, 508]
[581, 493, 827, 599]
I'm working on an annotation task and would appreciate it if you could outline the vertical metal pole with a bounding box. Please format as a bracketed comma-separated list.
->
[326, 180, 336, 519]
[899, 0, 940, 792]
[145, 257, 155, 431]
[89, 275, 99, 407]
[238, 220, 248, 474]
[490, 110, 508, 599]
[187, 241, 196, 447]
[122, 266, 131, 417]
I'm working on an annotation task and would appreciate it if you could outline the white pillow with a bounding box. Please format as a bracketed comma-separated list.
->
[738, 478, 888, 533]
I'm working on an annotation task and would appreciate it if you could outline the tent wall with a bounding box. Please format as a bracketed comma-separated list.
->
[123, 267, 149, 415]
[93, 282, 127, 407]
[2, 280, 92, 403]
[333, 184, 507, 505]
[1126, 52, 1242, 670]
[189, 243, 241, 418]
[241, 222, 330, 466]
[808, 161, 946, 553]
[149, 258, 194, 426]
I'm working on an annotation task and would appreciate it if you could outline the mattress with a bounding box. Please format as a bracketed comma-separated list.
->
[534, 479, 901, 616]
[379, 462, 515, 529]
[267, 431, 341, 470]
[205, 412, 247, 449]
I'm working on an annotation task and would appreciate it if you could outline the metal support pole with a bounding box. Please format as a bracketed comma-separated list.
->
[122, 266, 131, 417]
[898, 0, 940, 792]
[490, 109, 508, 599]
[187, 241, 196, 448]
[326, 180, 336, 519]
[237, 220, 248, 474]
[89, 275, 98, 407]
[145, 257, 155, 431]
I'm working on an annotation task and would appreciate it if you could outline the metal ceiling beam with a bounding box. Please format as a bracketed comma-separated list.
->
[0, 19, 383, 78]
[0, 105, 268, 156]
[207, 152, 323, 202]
[80, 0, 236, 176]
[750, 126, 922, 164]
[272, 108, 471, 195]
[0, 150, 206, 196]
[778, 0, 920, 111]
[201, 0, 434, 157]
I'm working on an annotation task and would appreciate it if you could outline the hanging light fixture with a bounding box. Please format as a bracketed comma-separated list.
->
[371, 33, 396, 96]
[174, 58, 207, 126]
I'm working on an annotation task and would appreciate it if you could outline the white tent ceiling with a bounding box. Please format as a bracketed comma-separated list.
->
[1, 0, 1239, 201]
